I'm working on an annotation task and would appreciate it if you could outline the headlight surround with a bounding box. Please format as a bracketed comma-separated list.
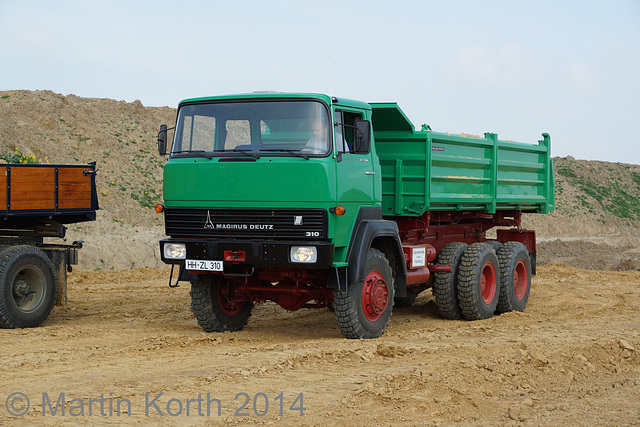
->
[164, 243, 186, 259]
[290, 246, 317, 263]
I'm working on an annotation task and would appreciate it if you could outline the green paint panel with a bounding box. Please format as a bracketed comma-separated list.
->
[164, 157, 336, 207]
[372, 105, 554, 216]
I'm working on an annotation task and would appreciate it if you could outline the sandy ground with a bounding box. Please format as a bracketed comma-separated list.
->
[1, 262, 639, 426]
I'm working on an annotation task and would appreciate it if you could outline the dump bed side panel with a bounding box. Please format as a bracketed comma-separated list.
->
[371, 104, 554, 217]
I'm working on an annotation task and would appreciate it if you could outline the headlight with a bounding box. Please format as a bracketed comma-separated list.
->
[164, 243, 186, 259]
[290, 246, 317, 263]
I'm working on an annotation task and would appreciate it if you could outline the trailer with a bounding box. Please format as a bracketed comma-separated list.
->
[0, 162, 98, 328]
[156, 93, 554, 338]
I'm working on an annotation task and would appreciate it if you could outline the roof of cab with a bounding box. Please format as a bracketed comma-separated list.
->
[178, 92, 371, 110]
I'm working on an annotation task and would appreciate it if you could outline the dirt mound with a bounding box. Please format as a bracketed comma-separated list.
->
[538, 240, 640, 271]
[0, 90, 174, 269]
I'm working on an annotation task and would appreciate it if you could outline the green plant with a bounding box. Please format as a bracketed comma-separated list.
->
[130, 189, 158, 209]
[0, 150, 49, 164]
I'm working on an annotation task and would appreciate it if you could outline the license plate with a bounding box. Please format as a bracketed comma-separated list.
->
[185, 259, 223, 271]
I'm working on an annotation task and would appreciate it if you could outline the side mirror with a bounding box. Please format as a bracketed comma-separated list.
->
[158, 124, 167, 156]
[354, 120, 371, 154]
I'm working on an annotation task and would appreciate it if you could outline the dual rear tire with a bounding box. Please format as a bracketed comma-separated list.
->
[496, 242, 532, 313]
[434, 241, 531, 321]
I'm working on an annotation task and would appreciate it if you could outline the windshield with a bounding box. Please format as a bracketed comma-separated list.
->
[171, 100, 331, 158]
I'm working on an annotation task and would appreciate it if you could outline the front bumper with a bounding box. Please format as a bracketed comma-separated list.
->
[159, 238, 334, 270]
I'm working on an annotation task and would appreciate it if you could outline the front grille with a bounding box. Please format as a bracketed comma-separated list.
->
[164, 208, 327, 240]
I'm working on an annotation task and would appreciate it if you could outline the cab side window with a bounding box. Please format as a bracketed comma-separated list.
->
[334, 110, 365, 154]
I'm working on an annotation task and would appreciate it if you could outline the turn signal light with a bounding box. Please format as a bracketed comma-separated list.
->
[331, 205, 346, 216]
[154, 203, 165, 213]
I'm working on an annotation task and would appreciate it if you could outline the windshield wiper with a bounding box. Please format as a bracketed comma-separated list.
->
[220, 148, 260, 159]
[232, 148, 261, 159]
[208, 149, 261, 159]
[260, 148, 310, 160]
[171, 150, 214, 159]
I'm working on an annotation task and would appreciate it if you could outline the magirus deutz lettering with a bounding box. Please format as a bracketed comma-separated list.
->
[212, 224, 274, 230]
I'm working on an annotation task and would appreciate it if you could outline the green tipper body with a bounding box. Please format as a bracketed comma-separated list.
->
[371, 103, 554, 216]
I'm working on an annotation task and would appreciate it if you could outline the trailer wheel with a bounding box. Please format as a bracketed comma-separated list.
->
[496, 242, 532, 313]
[0, 246, 57, 329]
[333, 248, 394, 339]
[190, 275, 252, 332]
[457, 243, 499, 320]
[394, 293, 417, 308]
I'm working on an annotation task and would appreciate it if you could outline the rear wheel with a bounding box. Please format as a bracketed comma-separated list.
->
[190, 275, 253, 332]
[457, 243, 499, 320]
[0, 246, 57, 329]
[433, 242, 468, 319]
[496, 242, 532, 313]
[333, 248, 394, 339]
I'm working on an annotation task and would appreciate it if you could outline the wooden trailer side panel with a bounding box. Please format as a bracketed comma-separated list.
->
[0, 164, 97, 217]
[58, 167, 93, 210]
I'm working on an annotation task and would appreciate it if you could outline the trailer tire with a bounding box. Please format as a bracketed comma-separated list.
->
[190, 275, 252, 332]
[496, 242, 532, 313]
[0, 245, 57, 329]
[333, 248, 394, 339]
[433, 242, 468, 319]
[457, 243, 499, 320]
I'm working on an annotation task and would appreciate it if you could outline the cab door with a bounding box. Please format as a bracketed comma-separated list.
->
[335, 109, 376, 210]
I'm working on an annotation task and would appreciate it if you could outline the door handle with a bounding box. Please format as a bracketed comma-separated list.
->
[365, 171, 375, 175]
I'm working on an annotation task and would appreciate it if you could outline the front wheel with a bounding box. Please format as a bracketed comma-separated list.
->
[190, 275, 253, 332]
[0, 246, 57, 329]
[333, 248, 394, 339]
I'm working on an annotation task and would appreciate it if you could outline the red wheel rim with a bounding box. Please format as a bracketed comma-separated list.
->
[361, 270, 388, 321]
[513, 260, 528, 299]
[480, 262, 497, 304]
[218, 281, 243, 315]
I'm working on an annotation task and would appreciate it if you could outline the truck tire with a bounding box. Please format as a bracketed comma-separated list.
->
[333, 248, 394, 339]
[0, 245, 57, 329]
[433, 242, 468, 319]
[496, 242, 532, 313]
[457, 243, 499, 320]
[394, 293, 417, 308]
[190, 275, 252, 332]
[486, 240, 503, 252]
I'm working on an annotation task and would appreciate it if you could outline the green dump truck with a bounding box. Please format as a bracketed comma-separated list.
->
[157, 93, 554, 339]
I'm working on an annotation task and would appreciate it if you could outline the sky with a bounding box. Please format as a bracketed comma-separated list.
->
[1, 0, 639, 164]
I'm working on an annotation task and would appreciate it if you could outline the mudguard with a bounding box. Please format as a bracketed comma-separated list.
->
[328, 207, 407, 296]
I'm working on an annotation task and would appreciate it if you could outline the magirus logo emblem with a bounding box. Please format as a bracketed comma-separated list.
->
[204, 211, 215, 229]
